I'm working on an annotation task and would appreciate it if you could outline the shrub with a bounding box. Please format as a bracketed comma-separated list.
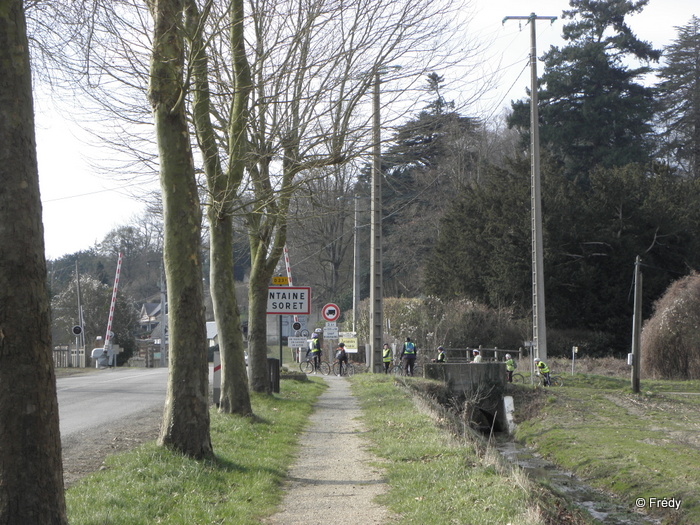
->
[353, 296, 524, 354]
[641, 272, 700, 380]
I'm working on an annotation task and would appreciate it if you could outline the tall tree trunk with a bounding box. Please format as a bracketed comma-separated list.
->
[247, 216, 287, 393]
[247, 263, 274, 393]
[210, 217, 251, 413]
[0, 1, 68, 522]
[149, 0, 212, 459]
[184, 0, 252, 415]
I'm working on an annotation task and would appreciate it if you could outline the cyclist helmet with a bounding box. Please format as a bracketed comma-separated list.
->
[534, 358, 540, 363]
[473, 349, 479, 355]
[437, 346, 444, 350]
[338, 342, 345, 347]
[505, 354, 511, 359]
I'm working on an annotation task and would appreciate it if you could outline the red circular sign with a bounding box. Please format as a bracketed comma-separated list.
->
[322, 303, 340, 322]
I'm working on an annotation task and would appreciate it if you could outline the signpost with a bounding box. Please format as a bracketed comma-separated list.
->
[267, 286, 311, 315]
[321, 303, 340, 322]
[323, 322, 339, 340]
[287, 336, 308, 348]
[339, 331, 358, 354]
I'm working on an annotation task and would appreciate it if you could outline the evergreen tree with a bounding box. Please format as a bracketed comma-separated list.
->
[427, 157, 700, 354]
[508, 0, 660, 182]
[424, 161, 531, 308]
[656, 16, 700, 178]
[375, 74, 481, 296]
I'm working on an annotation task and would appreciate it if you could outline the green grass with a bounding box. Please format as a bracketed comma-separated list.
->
[65, 366, 698, 524]
[513, 380, 700, 524]
[349, 374, 588, 525]
[66, 377, 326, 525]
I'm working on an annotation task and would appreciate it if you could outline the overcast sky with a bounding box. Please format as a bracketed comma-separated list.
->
[36, 0, 697, 260]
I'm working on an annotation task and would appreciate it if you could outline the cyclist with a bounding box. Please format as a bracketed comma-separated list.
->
[400, 337, 417, 376]
[471, 349, 483, 363]
[382, 343, 392, 374]
[534, 357, 551, 386]
[504, 353, 516, 382]
[433, 346, 446, 363]
[309, 333, 322, 372]
[335, 342, 348, 376]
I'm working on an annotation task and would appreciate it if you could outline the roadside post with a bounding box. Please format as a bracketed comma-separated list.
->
[267, 285, 311, 370]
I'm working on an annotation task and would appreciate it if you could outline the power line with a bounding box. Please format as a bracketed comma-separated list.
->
[42, 183, 138, 203]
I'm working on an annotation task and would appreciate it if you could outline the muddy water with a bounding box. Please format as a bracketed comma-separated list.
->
[495, 439, 661, 525]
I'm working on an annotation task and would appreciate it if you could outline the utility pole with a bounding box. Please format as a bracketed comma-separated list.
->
[503, 13, 556, 362]
[353, 194, 361, 333]
[369, 69, 383, 372]
[631, 256, 642, 393]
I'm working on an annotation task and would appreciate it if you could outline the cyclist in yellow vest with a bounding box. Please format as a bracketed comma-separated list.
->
[534, 357, 551, 386]
[309, 333, 322, 372]
[382, 343, 392, 374]
[505, 353, 516, 382]
[433, 346, 446, 363]
[400, 337, 417, 376]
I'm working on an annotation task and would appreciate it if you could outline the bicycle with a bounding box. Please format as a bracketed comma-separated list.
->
[332, 360, 355, 377]
[509, 372, 526, 384]
[390, 359, 422, 377]
[300, 355, 331, 375]
[536, 373, 563, 387]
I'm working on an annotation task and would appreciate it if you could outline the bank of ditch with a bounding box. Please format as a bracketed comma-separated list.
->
[388, 370, 699, 525]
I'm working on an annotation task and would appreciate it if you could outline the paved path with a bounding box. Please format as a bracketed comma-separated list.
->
[266, 375, 393, 525]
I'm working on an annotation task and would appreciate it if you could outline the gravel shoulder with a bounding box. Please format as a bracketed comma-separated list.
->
[265, 375, 395, 525]
[61, 405, 162, 488]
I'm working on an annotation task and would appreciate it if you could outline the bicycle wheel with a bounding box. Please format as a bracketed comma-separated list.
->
[332, 362, 341, 375]
[346, 363, 355, 377]
[392, 364, 404, 377]
[550, 376, 564, 387]
[511, 373, 525, 384]
[318, 361, 331, 375]
[300, 360, 313, 374]
[412, 365, 423, 377]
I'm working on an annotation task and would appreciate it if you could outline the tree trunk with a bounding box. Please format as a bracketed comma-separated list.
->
[248, 265, 274, 393]
[0, 1, 68, 522]
[149, 0, 212, 459]
[210, 217, 252, 414]
[184, 0, 252, 415]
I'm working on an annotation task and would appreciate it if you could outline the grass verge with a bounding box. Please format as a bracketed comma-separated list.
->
[350, 374, 590, 525]
[512, 378, 700, 524]
[66, 377, 326, 525]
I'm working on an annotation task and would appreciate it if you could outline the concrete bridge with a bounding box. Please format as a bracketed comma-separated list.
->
[423, 361, 515, 434]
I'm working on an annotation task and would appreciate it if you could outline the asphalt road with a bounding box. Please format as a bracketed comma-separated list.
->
[56, 368, 169, 438]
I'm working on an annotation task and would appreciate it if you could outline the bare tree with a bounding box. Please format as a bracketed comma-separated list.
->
[287, 164, 358, 308]
[148, 0, 212, 458]
[184, 0, 252, 415]
[0, 1, 67, 522]
[241, 0, 477, 392]
[31, 0, 487, 394]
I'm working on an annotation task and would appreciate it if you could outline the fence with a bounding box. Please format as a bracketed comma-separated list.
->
[443, 346, 523, 363]
[53, 346, 86, 368]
